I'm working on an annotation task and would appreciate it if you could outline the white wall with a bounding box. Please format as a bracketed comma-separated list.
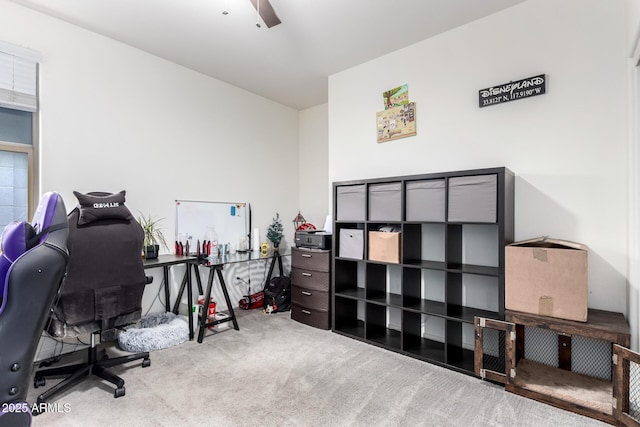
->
[0, 1, 301, 357]
[299, 103, 329, 228]
[329, 0, 629, 316]
[627, 0, 640, 349]
[0, 1, 299, 246]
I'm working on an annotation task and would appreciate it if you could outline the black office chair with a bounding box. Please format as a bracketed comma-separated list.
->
[0, 192, 69, 427]
[33, 191, 151, 404]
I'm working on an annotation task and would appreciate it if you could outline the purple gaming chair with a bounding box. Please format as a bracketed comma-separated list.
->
[0, 192, 69, 427]
[32, 191, 150, 405]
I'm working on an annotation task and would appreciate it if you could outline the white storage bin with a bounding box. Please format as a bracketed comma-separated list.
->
[368, 182, 401, 221]
[336, 185, 366, 221]
[406, 179, 445, 222]
[339, 229, 364, 260]
[448, 175, 497, 223]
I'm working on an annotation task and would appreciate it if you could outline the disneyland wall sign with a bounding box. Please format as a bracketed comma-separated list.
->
[479, 74, 546, 108]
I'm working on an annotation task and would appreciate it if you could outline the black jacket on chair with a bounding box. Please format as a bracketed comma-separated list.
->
[47, 206, 146, 341]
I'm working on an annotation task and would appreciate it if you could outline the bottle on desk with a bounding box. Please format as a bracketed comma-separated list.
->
[207, 227, 219, 256]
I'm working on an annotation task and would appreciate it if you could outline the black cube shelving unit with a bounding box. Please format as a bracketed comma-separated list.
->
[331, 167, 514, 376]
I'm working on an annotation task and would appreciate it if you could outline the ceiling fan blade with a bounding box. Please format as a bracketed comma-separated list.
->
[249, 0, 281, 28]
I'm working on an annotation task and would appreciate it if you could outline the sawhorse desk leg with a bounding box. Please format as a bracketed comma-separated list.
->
[162, 266, 171, 313]
[171, 263, 200, 340]
[172, 265, 204, 313]
[197, 266, 240, 343]
[266, 251, 283, 283]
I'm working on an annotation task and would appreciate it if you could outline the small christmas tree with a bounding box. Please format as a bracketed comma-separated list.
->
[266, 212, 284, 248]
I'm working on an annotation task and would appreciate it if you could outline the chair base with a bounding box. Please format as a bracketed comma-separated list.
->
[33, 341, 150, 407]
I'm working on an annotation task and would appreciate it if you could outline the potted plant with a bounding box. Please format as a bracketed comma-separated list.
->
[137, 213, 169, 259]
[266, 212, 284, 250]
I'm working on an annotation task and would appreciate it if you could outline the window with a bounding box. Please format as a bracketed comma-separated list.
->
[0, 43, 39, 229]
[0, 108, 33, 228]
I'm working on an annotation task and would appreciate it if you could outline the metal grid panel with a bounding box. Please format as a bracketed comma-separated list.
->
[524, 326, 558, 368]
[630, 360, 640, 422]
[482, 327, 505, 374]
[571, 335, 611, 381]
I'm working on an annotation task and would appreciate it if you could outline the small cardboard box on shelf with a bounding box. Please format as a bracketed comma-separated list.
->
[368, 231, 401, 264]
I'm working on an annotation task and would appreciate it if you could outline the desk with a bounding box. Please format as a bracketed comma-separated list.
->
[143, 254, 198, 340]
[191, 249, 289, 343]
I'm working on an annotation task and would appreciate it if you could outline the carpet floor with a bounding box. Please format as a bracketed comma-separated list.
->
[27, 309, 607, 427]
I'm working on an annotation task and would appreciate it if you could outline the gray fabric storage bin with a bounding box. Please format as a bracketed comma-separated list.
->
[448, 174, 497, 223]
[339, 229, 364, 259]
[369, 182, 401, 221]
[406, 179, 445, 222]
[336, 185, 366, 221]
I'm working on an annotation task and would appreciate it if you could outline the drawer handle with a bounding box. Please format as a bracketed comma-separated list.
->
[302, 254, 312, 258]
[302, 272, 312, 277]
[301, 309, 312, 315]
[301, 291, 312, 296]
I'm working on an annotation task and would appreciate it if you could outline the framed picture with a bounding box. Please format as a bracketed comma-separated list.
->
[382, 84, 409, 110]
[376, 102, 416, 143]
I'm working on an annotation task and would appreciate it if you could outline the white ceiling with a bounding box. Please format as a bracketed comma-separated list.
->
[8, 0, 526, 110]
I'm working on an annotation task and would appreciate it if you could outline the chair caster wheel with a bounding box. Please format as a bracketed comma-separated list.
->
[114, 386, 126, 398]
[34, 377, 45, 388]
[142, 358, 151, 368]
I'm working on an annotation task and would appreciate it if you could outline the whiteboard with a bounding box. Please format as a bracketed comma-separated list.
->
[175, 200, 251, 253]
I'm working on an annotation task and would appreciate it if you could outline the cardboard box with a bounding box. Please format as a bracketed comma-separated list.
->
[368, 231, 401, 264]
[506, 237, 588, 322]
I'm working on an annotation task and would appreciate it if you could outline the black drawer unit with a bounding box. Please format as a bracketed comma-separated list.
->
[291, 285, 330, 311]
[291, 248, 330, 271]
[291, 305, 331, 330]
[291, 247, 331, 330]
[290, 268, 330, 291]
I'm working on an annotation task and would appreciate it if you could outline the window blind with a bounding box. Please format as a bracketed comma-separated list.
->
[0, 50, 37, 112]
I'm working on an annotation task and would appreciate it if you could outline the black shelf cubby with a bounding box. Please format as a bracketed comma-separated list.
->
[446, 272, 500, 322]
[366, 263, 402, 306]
[402, 267, 446, 316]
[402, 311, 446, 363]
[334, 221, 365, 261]
[402, 223, 446, 269]
[333, 296, 365, 339]
[446, 320, 476, 372]
[334, 258, 363, 298]
[366, 303, 402, 350]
